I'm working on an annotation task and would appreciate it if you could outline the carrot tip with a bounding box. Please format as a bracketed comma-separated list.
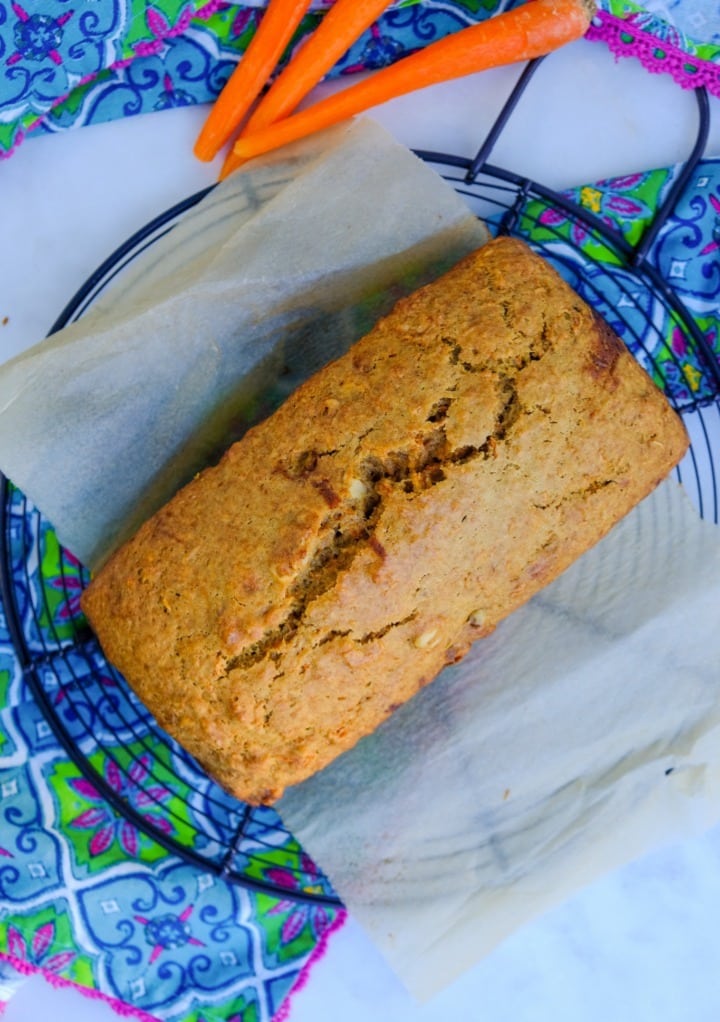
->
[219, 149, 246, 181]
[194, 143, 215, 163]
[193, 123, 221, 161]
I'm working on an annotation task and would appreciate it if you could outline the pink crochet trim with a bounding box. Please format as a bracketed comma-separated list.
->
[273, 910, 347, 1022]
[586, 10, 720, 97]
[0, 952, 160, 1022]
[0, 913, 346, 1022]
[195, 0, 228, 18]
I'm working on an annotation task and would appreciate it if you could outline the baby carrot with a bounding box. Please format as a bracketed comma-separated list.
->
[241, 0, 395, 137]
[194, 0, 314, 162]
[221, 0, 595, 178]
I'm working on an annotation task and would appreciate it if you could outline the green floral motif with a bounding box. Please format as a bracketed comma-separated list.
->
[121, 0, 199, 53]
[0, 903, 95, 988]
[191, 991, 261, 1022]
[511, 163, 720, 403]
[253, 889, 336, 967]
[519, 167, 673, 260]
[649, 313, 719, 402]
[36, 525, 88, 646]
[48, 744, 198, 874]
[194, 2, 258, 49]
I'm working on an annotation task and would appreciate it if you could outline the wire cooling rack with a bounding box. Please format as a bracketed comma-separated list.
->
[1, 58, 718, 906]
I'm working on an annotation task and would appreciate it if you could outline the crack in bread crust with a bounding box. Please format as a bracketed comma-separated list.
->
[219, 347, 540, 681]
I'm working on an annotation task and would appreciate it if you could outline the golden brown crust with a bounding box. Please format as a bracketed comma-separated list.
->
[81, 237, 689, 804]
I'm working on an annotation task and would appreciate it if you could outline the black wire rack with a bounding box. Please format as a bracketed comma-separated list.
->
[1, 57, 718, 905]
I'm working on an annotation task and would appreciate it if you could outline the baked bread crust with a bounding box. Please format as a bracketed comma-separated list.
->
[81, 238, 689, 804]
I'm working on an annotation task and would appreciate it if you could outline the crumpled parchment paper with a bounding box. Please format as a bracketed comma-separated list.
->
[0, 118, 487, 569]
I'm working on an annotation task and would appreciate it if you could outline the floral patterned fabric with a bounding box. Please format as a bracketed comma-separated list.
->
[0, 479, 345, 1022]
[0, 0, 719, 160]
[586, 1, 720, 93]
[519, 161, 720, 405]
[0, 0, 483, 158]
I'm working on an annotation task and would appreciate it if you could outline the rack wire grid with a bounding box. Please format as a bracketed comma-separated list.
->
[1, 57, 718, 906]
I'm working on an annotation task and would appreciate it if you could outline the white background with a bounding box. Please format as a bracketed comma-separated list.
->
[2, 35, 720, 1022]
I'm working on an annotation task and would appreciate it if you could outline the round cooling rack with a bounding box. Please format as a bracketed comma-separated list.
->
[1, 59, 719, 905]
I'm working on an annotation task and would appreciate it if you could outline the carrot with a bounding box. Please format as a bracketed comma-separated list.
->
[220, 0, 594, 178]
[241, 0, 395, 137]
[194, 0, 315, 162]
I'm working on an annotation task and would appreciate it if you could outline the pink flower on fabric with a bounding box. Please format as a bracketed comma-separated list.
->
[231, 8, 258, 37]
[264, 854, 333, 944]
[605, 173, 645, 190]
[605, 195, 645, 217]
[670, 324, 688, 357]
[6, 921, 75, 973]
[134, 4, 195, 57]
[134, 904, 205, 964]
[69, 755, 172, 857]
[536, 171, 653, 244]
[538, 207, 566, 227]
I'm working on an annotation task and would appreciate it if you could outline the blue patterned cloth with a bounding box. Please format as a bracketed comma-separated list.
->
[520, 161, 720, 406]
[0, 0, 502, 157]
[2, 0, 718, 159]
[649, 0, 720, 44]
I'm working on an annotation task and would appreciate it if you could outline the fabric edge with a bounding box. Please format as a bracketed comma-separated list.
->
[586, 10, 720, 97]
[272, 910, 348, 1022]
[0, 952, 160, 1022]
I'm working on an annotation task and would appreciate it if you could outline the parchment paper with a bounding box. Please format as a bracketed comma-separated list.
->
[0, 118, 487, 569]
[279, 478, 720, 1000]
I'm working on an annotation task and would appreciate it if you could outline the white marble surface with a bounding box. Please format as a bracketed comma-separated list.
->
[2, 34, 720, 1022]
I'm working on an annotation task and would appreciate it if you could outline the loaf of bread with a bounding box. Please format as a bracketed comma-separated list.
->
[81, 237, 688, 804]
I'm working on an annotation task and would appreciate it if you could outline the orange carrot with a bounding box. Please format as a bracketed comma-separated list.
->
[221, 0, 594, 178]
[194, 0, 314, 162]
[242, 0, 395, 137]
